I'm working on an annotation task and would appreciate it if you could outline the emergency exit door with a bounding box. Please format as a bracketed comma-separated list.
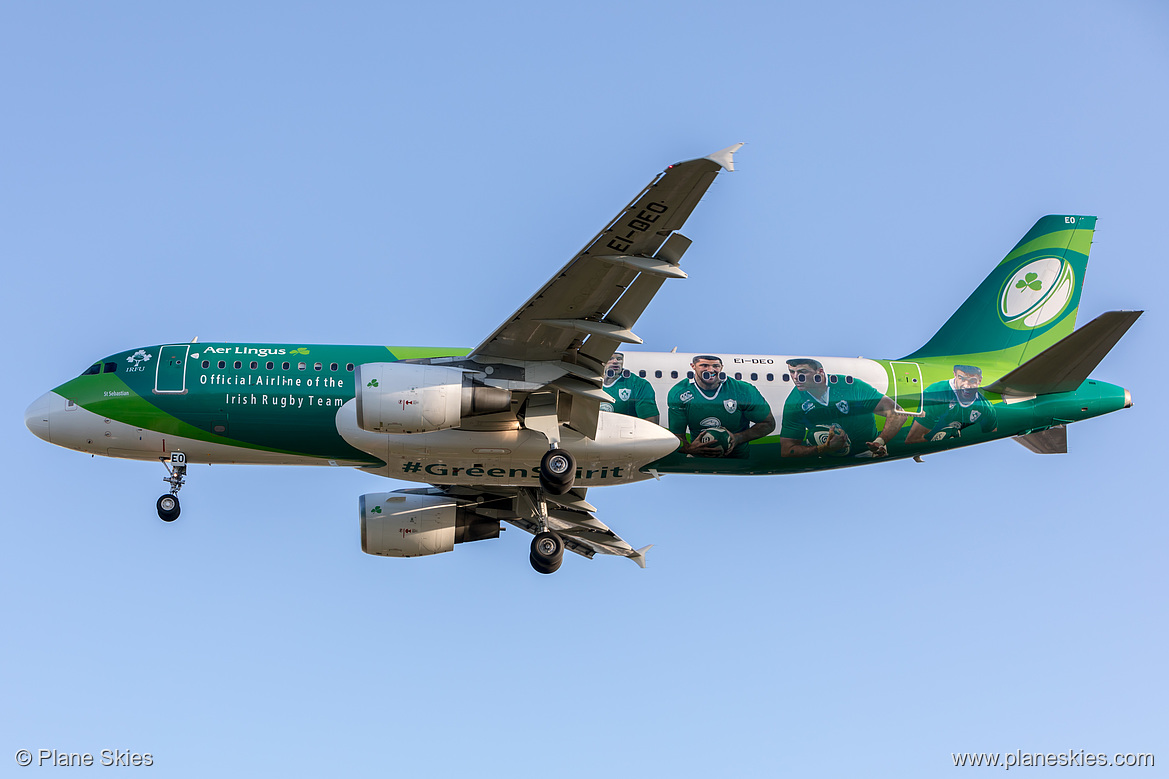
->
[154, 345, 190, 394]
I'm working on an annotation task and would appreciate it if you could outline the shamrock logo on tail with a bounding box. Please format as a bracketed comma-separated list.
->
[1016, 272, 1043, 292]
[371, 505, 382, 514]
[367, 378, 379, 388]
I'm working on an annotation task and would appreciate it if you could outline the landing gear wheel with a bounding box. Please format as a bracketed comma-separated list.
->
[156, 494, 181, 522]
[530, 531, 564, 574]
[539, 448, 575, 495]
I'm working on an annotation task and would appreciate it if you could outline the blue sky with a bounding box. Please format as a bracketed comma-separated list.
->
[3, 2, 1166, 776]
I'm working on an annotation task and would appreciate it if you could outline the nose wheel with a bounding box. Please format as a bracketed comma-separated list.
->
[157, 452, 187, 522]
[156, 494, 181, 522]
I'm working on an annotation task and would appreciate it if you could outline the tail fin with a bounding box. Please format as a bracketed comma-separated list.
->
[904, 215, 1095, 374]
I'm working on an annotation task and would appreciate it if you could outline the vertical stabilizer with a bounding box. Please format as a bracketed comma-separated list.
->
[904, 215, 1095, 374]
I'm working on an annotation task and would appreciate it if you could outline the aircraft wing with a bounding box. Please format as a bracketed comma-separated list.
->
[466, 144, 741, 437]
[470, 144, 741, 366]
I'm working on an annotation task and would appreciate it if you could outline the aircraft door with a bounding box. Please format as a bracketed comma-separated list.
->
[155, 345, 190, 395]
[888, 361, 923, 415]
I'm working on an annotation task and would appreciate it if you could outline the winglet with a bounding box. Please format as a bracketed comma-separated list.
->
[629, 544, 653, 569]
[705, 143, 744, 172]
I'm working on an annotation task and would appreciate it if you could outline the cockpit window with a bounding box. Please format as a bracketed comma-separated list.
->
[103, 362, 117, 374]
[82, 363, 101, 376]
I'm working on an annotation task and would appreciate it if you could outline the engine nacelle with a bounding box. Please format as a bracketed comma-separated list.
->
[355, 362, 511, 434]
[359, 492, 500, 557]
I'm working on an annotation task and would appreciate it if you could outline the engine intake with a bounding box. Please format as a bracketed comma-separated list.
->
[355, 362, 511, 434]
[360, 492, 500, 557]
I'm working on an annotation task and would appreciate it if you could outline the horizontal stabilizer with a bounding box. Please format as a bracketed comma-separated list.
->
[1014, 425, 1067, 454]
[984, 310, 1142, 396]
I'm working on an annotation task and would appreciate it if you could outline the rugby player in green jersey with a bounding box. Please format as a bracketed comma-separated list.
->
[905, 365, 998, 444]
[601, 353, 659, 423]
[779, 358, 908, 458]
[667, 355, 775, 457]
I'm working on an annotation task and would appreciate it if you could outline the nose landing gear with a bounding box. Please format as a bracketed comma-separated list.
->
[157, 452, 187, 522]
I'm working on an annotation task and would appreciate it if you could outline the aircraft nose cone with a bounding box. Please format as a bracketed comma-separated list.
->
[25, 392, 54, 443]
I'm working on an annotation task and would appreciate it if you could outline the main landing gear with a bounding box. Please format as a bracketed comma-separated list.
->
[524, 444, 574, 574]
[539, 447, 575, 495]
[520, 478, 571, 575]
[530, 530, 565, 575]
[157, 452, 187, 522]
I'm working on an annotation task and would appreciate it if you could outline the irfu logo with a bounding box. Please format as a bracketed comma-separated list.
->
[1000, 257, 1074, 329]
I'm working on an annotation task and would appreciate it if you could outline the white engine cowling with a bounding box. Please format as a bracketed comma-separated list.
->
[359, 492, 500, 557]
[355, 363, 510, 434]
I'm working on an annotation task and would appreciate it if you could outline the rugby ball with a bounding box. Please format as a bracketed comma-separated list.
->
[693, 426, 735, 456]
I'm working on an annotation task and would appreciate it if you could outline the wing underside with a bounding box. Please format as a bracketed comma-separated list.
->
[400, 485, 652, 567]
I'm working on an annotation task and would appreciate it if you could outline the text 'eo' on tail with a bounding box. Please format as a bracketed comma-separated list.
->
[904, 215, 1094, 370]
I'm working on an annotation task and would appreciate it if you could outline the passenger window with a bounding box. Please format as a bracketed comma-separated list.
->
[103, 362, 117, 373]
[250, 361, 258, 370]
[330, 363, 338, 371]
[314, 362, 322, 371]
[233, 361, 242, 369]
[845, 375, 854, 384]
[202, 360, 210, 368]
[813, 374, 822, 383]
[218, 360, 226, 369]
[750, 372, 758, 381]
[346, 363, 355, 372]
[670, 371, 678, 379]
[766, 373, 774, 381]
[687, 371, 694, 379]
[282, 362, 290, 370]
[266, 361, 274, 370]
[782, 373, 790, 381]
[298, 362, 306, 370]
[654, 370, 662, 378]
[734, 372, 742, 380]
[638, 370, 646, 378]
[829, 374, 837, 384]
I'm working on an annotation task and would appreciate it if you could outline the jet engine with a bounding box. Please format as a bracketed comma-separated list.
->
[355, 363, 511, 434]
[359, 492, 500, 557]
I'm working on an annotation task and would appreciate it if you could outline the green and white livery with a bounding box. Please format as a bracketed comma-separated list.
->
[25, 146, 1141, 575]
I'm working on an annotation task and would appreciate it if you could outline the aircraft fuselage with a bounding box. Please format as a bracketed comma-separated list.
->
[25, 342, 1131, 490]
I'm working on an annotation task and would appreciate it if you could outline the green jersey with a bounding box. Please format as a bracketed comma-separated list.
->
[667, 377, 772, 457]
[779, 376, 886, 457]
[918, 379, 998, 442]
[601, 373, 659, 419]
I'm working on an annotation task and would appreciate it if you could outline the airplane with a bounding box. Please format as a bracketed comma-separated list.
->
[24, 144, 1141, 574]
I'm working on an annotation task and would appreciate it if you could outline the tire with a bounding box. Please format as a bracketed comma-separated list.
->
[157, 494, 181, 522]
[539, 448, 575, 495]
[530, 550, 562, 575]
[530, 530, 564, 574]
